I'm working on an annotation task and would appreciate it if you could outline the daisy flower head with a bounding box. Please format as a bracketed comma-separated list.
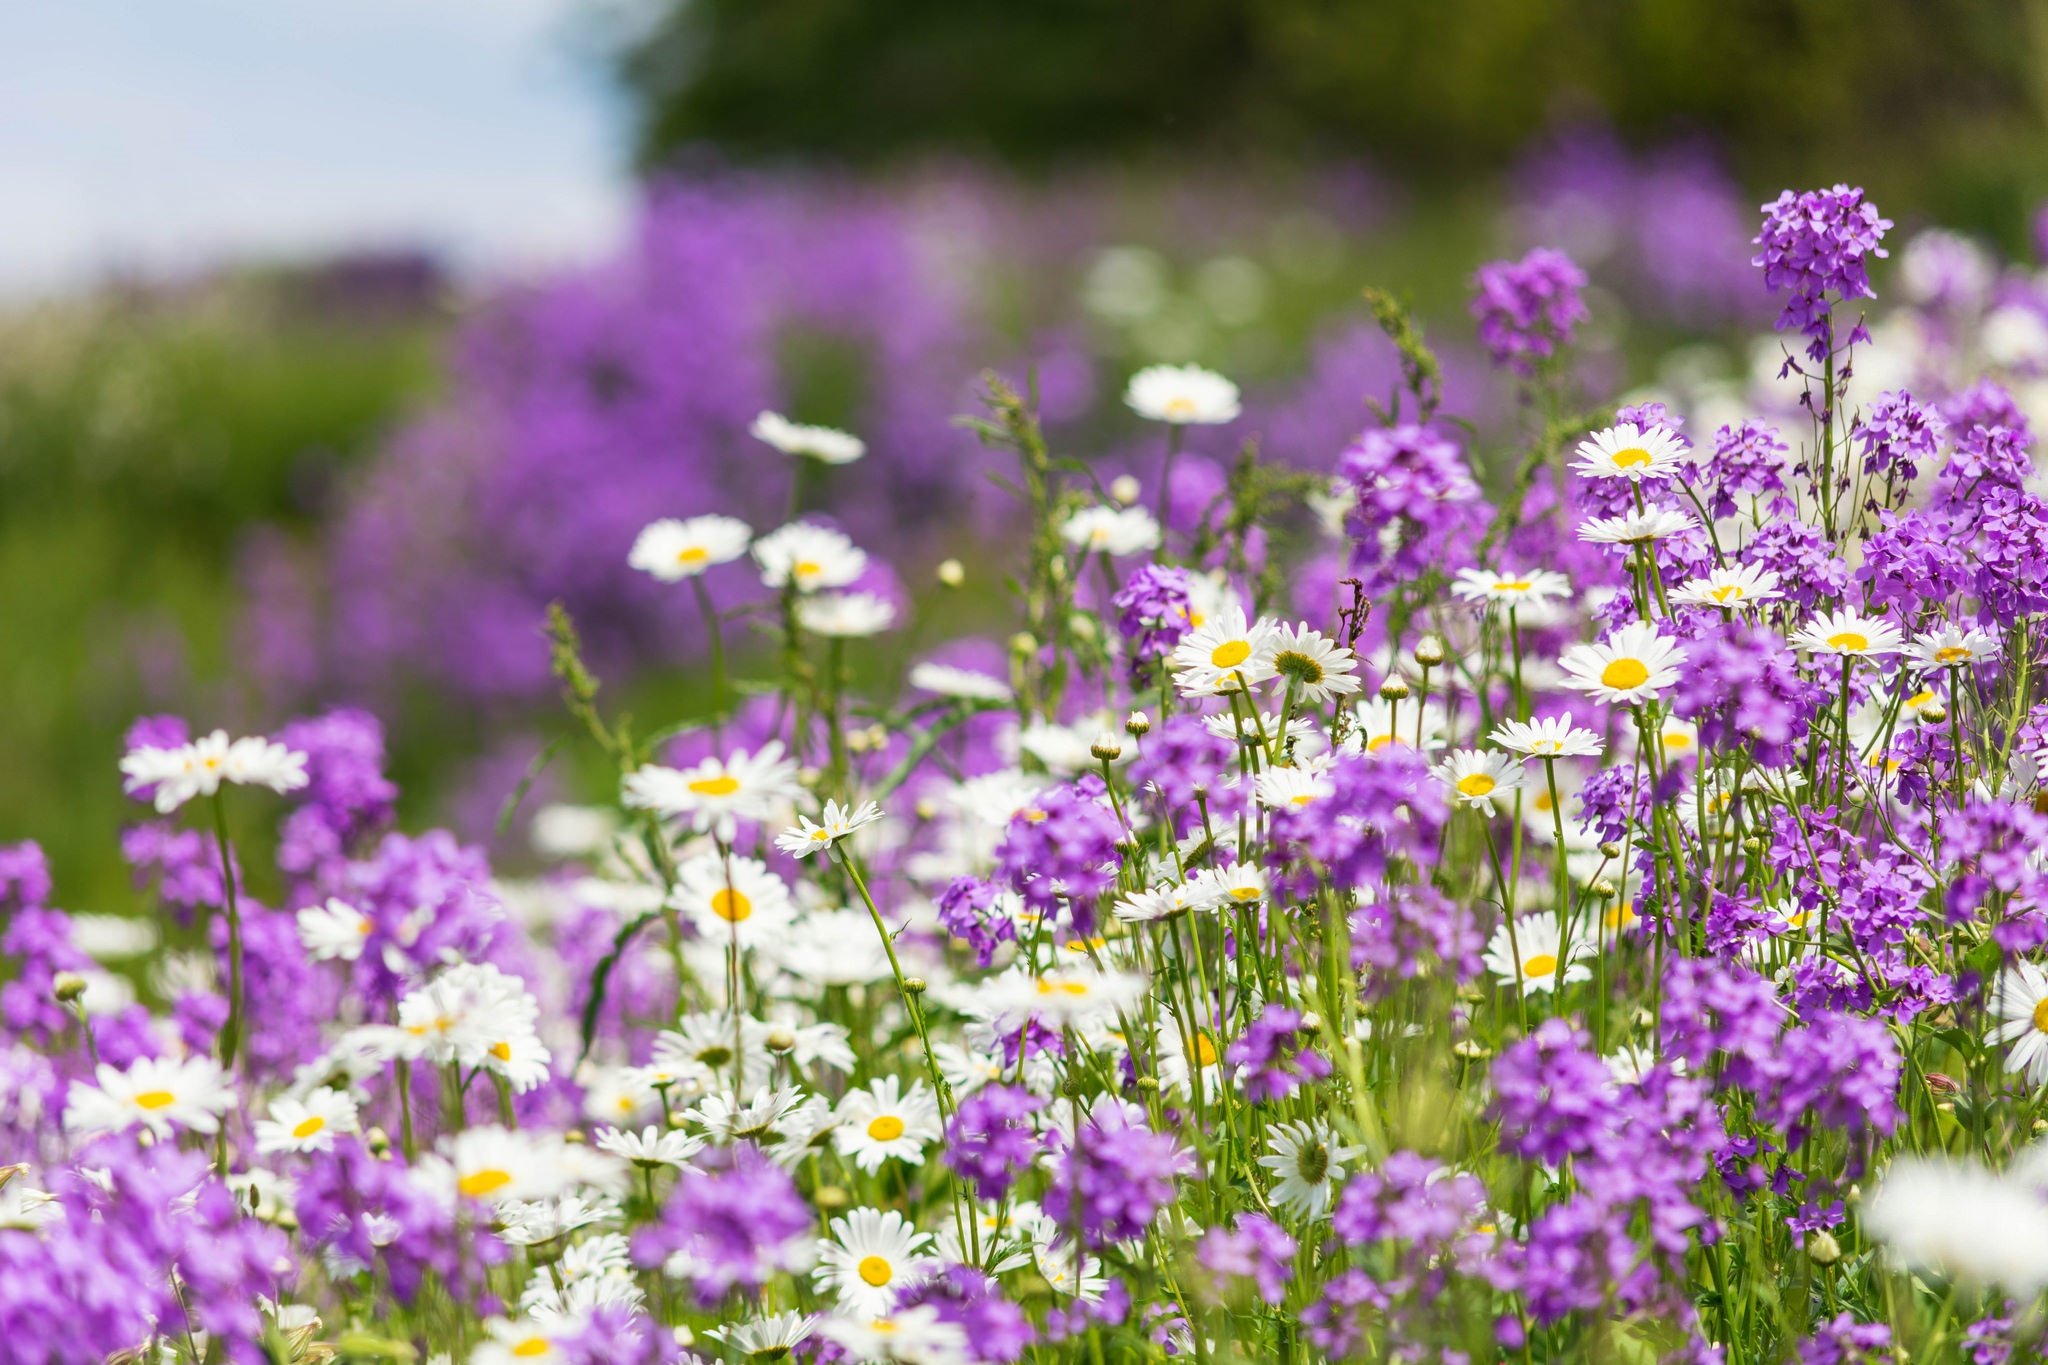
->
[1570, 422, 1689, 480]
[833, 1076, 943, 1174]
[1269, 623, 1361, 703]
[1911, 624, 2001, 671]
[987, 966, 1150, 1029]
[593, 1124, 708, 1172]
[705, 1313, 822, 1362]
[1790, 608, 1906, 659]
[750, 410, 866, 464]
[1451, 567, 1573, 608]
[1670, 563, 1783, 610]
[1482, 916, 1591, 994]
[1558, 621, 1687, 704]
[1191, 861, 1268, 910]
[1257, 1119, 1367, 1220]
[120, 729, 309, 814]
[753, 522, 867, 593]
[1350, 697, 1447, 754]
[796, 592, 897, 638]
[671, 854, 796, 946]
[1489, 713, 1604, 759]
[1254, 765, 1334, 811]
[1864, 1155, 2048, 1294]
[906, 661, 1011, 703]
[1432, 749, 1527, 809]
[775, 799, 884, 858]
[1578, 506, 1697, 545]
[1124, 363, 1241, 425]
[1991, 961, 2048, 1087]
[820, 1306, 969, 1365]
[1656, 716, 1701, 762]
[442, 1127, 580, 1206]
[254, 1088, 360, 1155]
[813, 1207, 936, 1318]
[64, 1055, 235, 1139]
[1169, 605, 1278, 696]
[472, 1317, 579, 1365]
[297, 897, 372, 961]
[623, 741, 801, 839]
[628, 515, 752, 582]
[1060, 505, 1161, 557]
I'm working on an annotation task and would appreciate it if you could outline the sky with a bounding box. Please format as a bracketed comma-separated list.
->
[0, 0, 631, 298]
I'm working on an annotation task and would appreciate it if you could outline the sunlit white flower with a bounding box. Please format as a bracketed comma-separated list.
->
[1257, 1119, 1365, 1219]
[986, 967, 1149, 1029]
[1432, 749, 1527, 809]
[1190, 861, 1267, 909]
[1489, 713, 1604, 759]
[1577, 506, 1696, 544]
[705, 1313, 822, 1361]
[797, 592, 898, 638]
[1865, 1156, 2048, 1293]
[1060, 505, 1161, 557]
[834, 1076, 943, 1174]
[753, 522, 868, 592]
[1169, 606, 1278, 695]
[907, 662, 1010, 703]
[1557, 621, 1687, 704]
[820, 1306, 969, 1365]
[628, 515, 753, 582]
[1992, 962, 2048, 1087]
[120, 729, 309, 814]
[473, 1316, 581, 1365]
[813, 1208, 936, 1318]
[655, 1015, 778, 1097]
[442, 1127, 582, 1205]
[775, 800, 885, 859]
[1269, 623, 1361, 703]
[1254, 766, 1334, 811]
[580, 1070, 660, 1128]
[1451, 567, 1573, 607]
[1791, 608, 1906, 659]
[0, 1170, 61, 1232]
[254, 1088, 359, 1155]
[66, 914, 157, 961]
[623, 742, 801, 839]
[1655, 716, 1701, 762]
[1350, 697, 1447, 754]
[64, 1055, 235, 1139]
[751, 411, 866, 464]
[1670, 563, 1782, 610]
[1911, 624, 2001, 671]
[1570, 422, 1689, 480]
[397, 962, 543, 1072]
[1124, 364, 1241, 424]
[1482, 916, 1590, 994]
[1113, 882, 1206, 923]
[1031, 1234, 1108, 1302]
[297, 898, 372, 962]
[593, 1124, 704, 1169]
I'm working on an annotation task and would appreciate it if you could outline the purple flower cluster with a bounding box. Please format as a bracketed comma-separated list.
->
[630, 1145, 814, 1305]
[1469, 248, 1591, 376]
[992, 776, 1122, 937]
[1753, 184, 1893, 359]
[1045, 1104, 1194, 1247]
[943, 1084, 1043, 1200]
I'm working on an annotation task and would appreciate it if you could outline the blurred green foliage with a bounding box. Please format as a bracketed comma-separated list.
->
[619, 0, 2048, 239]
[0, 279, 439, 909]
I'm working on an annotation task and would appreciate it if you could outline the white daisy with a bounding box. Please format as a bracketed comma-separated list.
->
[1669, 563, 1783, 609]
[442, 1127, 580, 1205]
[1992, 962, 2048, 1087]
[1349, 697, 1447, 754]
[1569, 422, 1689, 480]
[820, 1306, 969, 1365]
[986, 967, 1150, 1029]
[813, 1208, 936, 1318]
[1577, 507, 1697, 544]
[296, 898, 373, 961]
[622, 741, 802, 838]
[1256, 1119, 1366, 1219]
[1190, 861, 1267, 909]
[64, 1055, 235, 1139]
[1124, 364, 1241, 424]
[797, 592, 898, 638]
[1791, 608, 1906, 659]
[906, 662, 1011, 703]
[705, 1313, 822, 1361]
[1169, 605, 1279, 696]
[750, 411, 866, 464]
[1450, 567, 1573, 607]
[753, 523, 868, 592]
[1911, 624, 2001, 671]
[1060, 506, 1162, 557]
[775, 799, 885, 859]
[1489, 713, 1604, 759]
[120, 729, 309, 814]
[1557, 621, 1687, 704]
[1432, 749, 1527, 808]
[1864, 1156, 2048, 1293]
[1482, 916, 1591, 994]
[1269, 623, 1362, 703]
[833, 1076, 943, 1174]
[254, 1088, 359, 1155]
[628, 515, 753, 582]
[1656, 716, 1701, 761]
[1254, 766, 1334, 811]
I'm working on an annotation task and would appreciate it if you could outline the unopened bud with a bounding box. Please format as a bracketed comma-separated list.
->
[1378, 677, 1411, 701]
[1048, 556, 1068, 584]
[1136, 1076, 1160, 1093]
[1091, 734, 1124, 762]
[52, 972, 87, 1004]
[1069, 613, 1099, 643]
[1591, 879, 1618, 901]
[1919, 703, 1948, 724]
[1109, 474, 1142, 506]
[847, 729, 872, 754]
[814, 1185, 850, 1212]
[764, 1029, 797, 1054]
[915, 798, 938, 820]
[903, 977, 927, 996]
[1804, 1229, 1841, 1265]
[1125, 710, 1151, 737]
[1009, 632, 1038, 657]
[365, 1126, 392, 1158]
[1060, 1076, 1085, 1098]
[864, 724, 889, 750]
[936, 558, 965, 588]
[1598, 841, 1623, 860]
[1413, 635, 1447, 667]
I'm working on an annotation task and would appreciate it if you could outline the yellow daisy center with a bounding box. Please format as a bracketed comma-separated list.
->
[1456, 773, 1496, 798]
[867, 1115, 906, 1141]
[1935, 645, 1971, 664]
[458, 1168, 513, 1198]
[710, 889, 753, 923]
[134, 1090, 177, 1110]
[1036, 980, 1090, 996]
[1532, 790, 1554, 812]
[688, 774, 741, 797]
[1611, 447, 1653, 468]
[1210, 640, 1252, 669]
[1366, 733, 1400, 752]
[1709, 584, 1742, 603]
[1289, 793, 1316, 806]
[794, 560, 823, 578]
[292, 1115, 326, 1139]
[1493, 579, 1533, 592]
[1663, 732, 1693, 751]
[1522, 953, 1559, 978]
[858, 1255, 895, 1286]
[2033, 997, 2048, 1035]
[511, 1338, 553, 1359]
[1164, 396, 1197, 419]
[1606, 901, 1638, 930]
[1826, 631, 1869, 652]
[1600, 658, 1650, 691]
[1194, 1032, 1219, 1067]
[490, 1041, 513, 1061]
[1228, 886, 1261, 901]
[676, 546, 709, 565]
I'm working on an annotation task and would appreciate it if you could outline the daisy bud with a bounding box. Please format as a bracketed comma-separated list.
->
[1591, 879, 1617, 900]
[764, 1028, 797, 1054]
[1092, 734, 1124, 762]
[565, 1129, 586, 1144]
[1414, 635, 1447, 667]
[1598, 841, 1623, 859]
[365, 1126, 392, 1158]
[1804, 1229, 1841, 1265]
[815, 1185, 850, 1211]
[1299, 1010, 1322, 1030]
[1452, 1038, 1492, 1060]
[903, 977, 928, 996]
[1009, 632, 1038, 657]
[915, 798, 938, 820]
[936, 558, 965, 587]
[1060, 1076, 1085, 1098]
[51, 971, 86, 1004]
[847, 729, 872, 754]
[865, 724, 889, 749]
[1110, 474, 1142, 505]
[1136, 1076, 1160, 1093]
[1126, 710, 1151, 737]
[1048, 555, 1067, 584]
[1379, 677, 1411, 701]
[1919, 702, 1948, 723]
[1070, 613, 1098, 643]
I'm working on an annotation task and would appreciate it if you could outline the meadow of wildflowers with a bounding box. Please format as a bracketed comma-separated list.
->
[14, 178, 2048, 1365]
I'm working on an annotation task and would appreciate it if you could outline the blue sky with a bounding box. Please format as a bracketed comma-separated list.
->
[0, 0, 630, 296]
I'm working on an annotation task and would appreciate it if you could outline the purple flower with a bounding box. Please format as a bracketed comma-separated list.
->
[992, 776, 1122, 938]
[1753, 185, 1892, 360]
[631, 1144, 813, 1304]
[1045, 1103, 1194, 1247]
[1488, 1019, 1619, 1166]
[1856, 390, 1946, 487]
[936, 875, 1018, 968]
[1799, 1313, 1892, 1365]
[898, 1265, 1033, 1363]
[1112, 564, 1194, 681]
[296, 1138, 462, 1304]
[944, 1084, 1044, 1200]
[1336, 424, 1489, 597]
[1470, 248, 1590, 375]
[1223, 1005, 1330, 1102]
[1195, 1214, 1296, 1305]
